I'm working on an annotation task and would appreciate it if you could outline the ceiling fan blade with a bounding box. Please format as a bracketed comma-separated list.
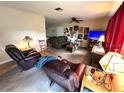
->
[75, 20, 79, 23]
[78, 20, 84, 21]
[70, 17, 82, 23]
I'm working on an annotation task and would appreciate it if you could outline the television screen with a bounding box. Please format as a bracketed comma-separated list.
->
[89, 30, 105, 40]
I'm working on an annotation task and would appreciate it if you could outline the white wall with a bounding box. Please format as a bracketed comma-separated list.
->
[46, 27, 57, 37]
[0, 5, 46, 64]
[56, 26, 64, 36]
[46, 26, 64, 37]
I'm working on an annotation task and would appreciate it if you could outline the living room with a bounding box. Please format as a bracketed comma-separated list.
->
[0, 1, 124, 92]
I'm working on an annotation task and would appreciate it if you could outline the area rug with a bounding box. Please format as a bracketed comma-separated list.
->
[0, 48, 89, 92]
[0, 66, 64, 92]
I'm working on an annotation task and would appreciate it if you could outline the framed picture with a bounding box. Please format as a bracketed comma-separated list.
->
[84, 35, 88, 40]
[84, 27, 89, 34]
[74, 25, 79, 31]
[65, 28, 69, 33]
[69, 27, 73, 31]
[79, 27, 83, 33]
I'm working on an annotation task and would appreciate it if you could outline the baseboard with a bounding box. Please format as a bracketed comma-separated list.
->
[0, 59, 12, 65]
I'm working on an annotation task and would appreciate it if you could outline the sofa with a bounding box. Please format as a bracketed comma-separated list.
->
[47, 36, 68, 49]
[43, 59, 85, 92]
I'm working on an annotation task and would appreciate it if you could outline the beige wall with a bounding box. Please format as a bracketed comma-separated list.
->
[0, 5, 46, 64]
[63, 16, 110, 31]
[46, 17, 110, 38]
[83, 17, 110, 30]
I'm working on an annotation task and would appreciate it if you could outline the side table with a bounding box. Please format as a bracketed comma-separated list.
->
[80, 65, 109, 92]
[90, 52, 104, 69]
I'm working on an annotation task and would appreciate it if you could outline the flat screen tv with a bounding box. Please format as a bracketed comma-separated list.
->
[89, 30, 105, 40]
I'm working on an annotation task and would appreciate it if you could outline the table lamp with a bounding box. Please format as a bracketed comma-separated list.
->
[99, 51, 124, 91]
[98, 35, 105, 47]
[91, 35, 105, 54]
[22, 36, 33, 48]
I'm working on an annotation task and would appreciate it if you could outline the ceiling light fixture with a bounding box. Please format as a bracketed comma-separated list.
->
[54, 7, 63, 11]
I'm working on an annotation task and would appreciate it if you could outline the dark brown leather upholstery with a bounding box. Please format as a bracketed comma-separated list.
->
[43, 59, 85, 92]
[5, 44, 41, 71]
[48, 36, 68, 49]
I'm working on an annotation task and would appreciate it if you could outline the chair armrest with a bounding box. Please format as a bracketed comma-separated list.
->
[25, 54, 41, 62]
[26, 52, 41, 58]
[75, 63, 86, 82]
[19, 54, 41, 70]
[64, 70, 79, 89]
[22, 49, 33, 56]
[19, 54, 41, 65]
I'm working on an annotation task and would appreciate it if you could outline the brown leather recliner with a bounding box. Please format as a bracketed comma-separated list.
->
[43, 59, 85, 92]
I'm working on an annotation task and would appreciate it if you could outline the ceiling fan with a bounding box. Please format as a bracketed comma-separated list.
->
[70, 17, 84, 23]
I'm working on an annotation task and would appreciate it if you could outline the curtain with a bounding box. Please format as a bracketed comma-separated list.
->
[121, 43, 124, 58]
[105, 2, 124, 53]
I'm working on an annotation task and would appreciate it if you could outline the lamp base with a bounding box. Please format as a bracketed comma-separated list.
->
[92, 45, 105, 55]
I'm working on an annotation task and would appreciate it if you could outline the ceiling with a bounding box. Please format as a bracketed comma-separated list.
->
[0, 1, 122, 26]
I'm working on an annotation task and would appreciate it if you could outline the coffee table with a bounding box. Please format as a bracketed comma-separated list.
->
[66, 43, 78, 52]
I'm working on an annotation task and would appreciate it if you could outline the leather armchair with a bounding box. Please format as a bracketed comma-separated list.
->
[5, 44, 41, 71]
[43, 60, 85, 92]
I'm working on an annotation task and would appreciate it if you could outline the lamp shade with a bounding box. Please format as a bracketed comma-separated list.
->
[98, 35, 105, 42]
[99, 52, 124, 74]
[23, 36, 33, 42]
